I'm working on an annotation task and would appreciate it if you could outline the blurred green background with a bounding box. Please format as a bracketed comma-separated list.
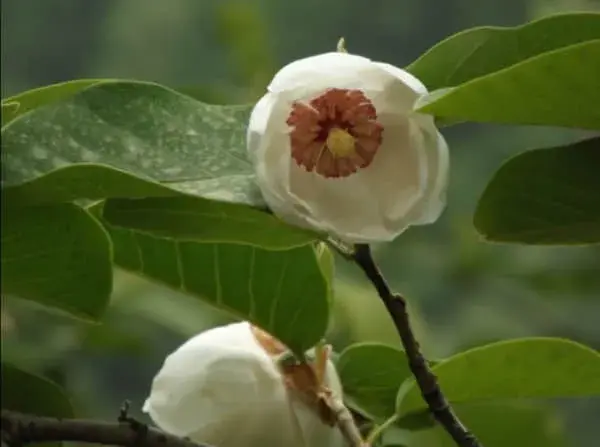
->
[2, 0, 600, 446]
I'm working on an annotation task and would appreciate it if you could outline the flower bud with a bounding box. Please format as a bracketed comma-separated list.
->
[143, 322, 345, 447]
[247, 52, 449, 243]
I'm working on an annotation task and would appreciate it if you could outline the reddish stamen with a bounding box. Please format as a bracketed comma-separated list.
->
[287, 88, 383, 178]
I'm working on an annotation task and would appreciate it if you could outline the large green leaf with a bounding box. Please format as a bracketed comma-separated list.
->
[2, 101, 20, 125]
[1, 362, 74, 417]
[449, 403, 566, 447]
[396, 338, 600, 417]
[2, 164, 175, 205]
[1, 163, 314, 249]
[1, 80, 320, 248]
[97, 208, 331, 354]
[102, 197, 317, 250]
[407, 12, 600, 90]
[474, 137, 600, 245]
[417, 40, 600, 130]
[1, 80, 262, 207]
[338, 343, 411, 421]
[1, 204, 112, 321]
[394, 403, 567, 447]
[1, 79, 105, 127]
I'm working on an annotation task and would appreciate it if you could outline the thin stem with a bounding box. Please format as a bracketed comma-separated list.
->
[326, 237, 355, 260]
[1, 411, 212, 447]
[327, 397, 366, 447]
[365, 414, 399, 445]
[352, 244, 482, 447]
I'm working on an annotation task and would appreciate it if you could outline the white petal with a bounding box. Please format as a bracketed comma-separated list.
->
[268, 52, 406, 102]
[280, 85, 431, 242]
[247, 93, 294, 207]
[290, 398, 345, 447]
[268, 52, 373, 93]
[373, 113, 428, 232]
[286, 119, 424, 242]
[374, 62, 429, 96]
[408, 115, 449, 225]
[358, 64, 426, 121]
[288, 359, 346, 447]
[247, 93, 277, 159]
[143, 322, 299, 446]
[250, 94, 326, 232]
[287, 164, 380, 242]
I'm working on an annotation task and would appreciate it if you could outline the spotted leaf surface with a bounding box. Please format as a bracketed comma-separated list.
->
[1, 80, 322, 249]
[1, 79, 105, 127]
[2, 80, 262, 206]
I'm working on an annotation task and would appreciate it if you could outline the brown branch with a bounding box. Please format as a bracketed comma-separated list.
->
[352, 244, 482, 447]
[1, 410, 212, 447]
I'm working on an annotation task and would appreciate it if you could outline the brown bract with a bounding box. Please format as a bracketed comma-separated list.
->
[287, 88, 383, 179]
[250, 325, 288, 356]
[250, 325, 339, 426]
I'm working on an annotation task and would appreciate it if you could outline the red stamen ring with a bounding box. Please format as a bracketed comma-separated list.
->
[286, 88, 383, 178]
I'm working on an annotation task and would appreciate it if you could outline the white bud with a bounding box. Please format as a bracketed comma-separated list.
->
[143, 322, 345, 447]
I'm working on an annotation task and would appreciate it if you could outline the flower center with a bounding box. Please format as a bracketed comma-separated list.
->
[325, 128, 355, 158]
[286, 88, 384, 179]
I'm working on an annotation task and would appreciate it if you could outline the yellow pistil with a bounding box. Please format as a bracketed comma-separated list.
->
[326, 128, 355, 158]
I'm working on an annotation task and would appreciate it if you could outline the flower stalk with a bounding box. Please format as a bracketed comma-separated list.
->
[352, 244, 482, 447]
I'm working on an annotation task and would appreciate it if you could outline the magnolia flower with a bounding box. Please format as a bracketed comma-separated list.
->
[143, 322, 345, 447]
[247, 51, 449, 243]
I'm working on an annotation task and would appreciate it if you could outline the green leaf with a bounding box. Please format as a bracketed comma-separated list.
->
[407, 12, 600, 90]
[397, 337, 600, 417]
[1, 79, 106, 127]
[474, 137, 600, 245]
[1, 204, 112, 321]
[82, 326, 148, 355]
[338, 343, 411, 421]
[450, 403, 567, 447]
[1, 80, 262, 207]
[1, 362, 74, 417]
[397, 403, 567, 447]
[417, 40, 600, 129]
[2, 164, 176, 205]
[96, 210, 330, 354]
[1, 165, 310, 249]
[102, 196, 317, 250]
[2, 101, 20, 124]
[314, 242, 335, 300]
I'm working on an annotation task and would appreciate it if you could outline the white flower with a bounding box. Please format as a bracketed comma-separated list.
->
[247, 51, 449, 243]
[143, 322, 345, 447]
